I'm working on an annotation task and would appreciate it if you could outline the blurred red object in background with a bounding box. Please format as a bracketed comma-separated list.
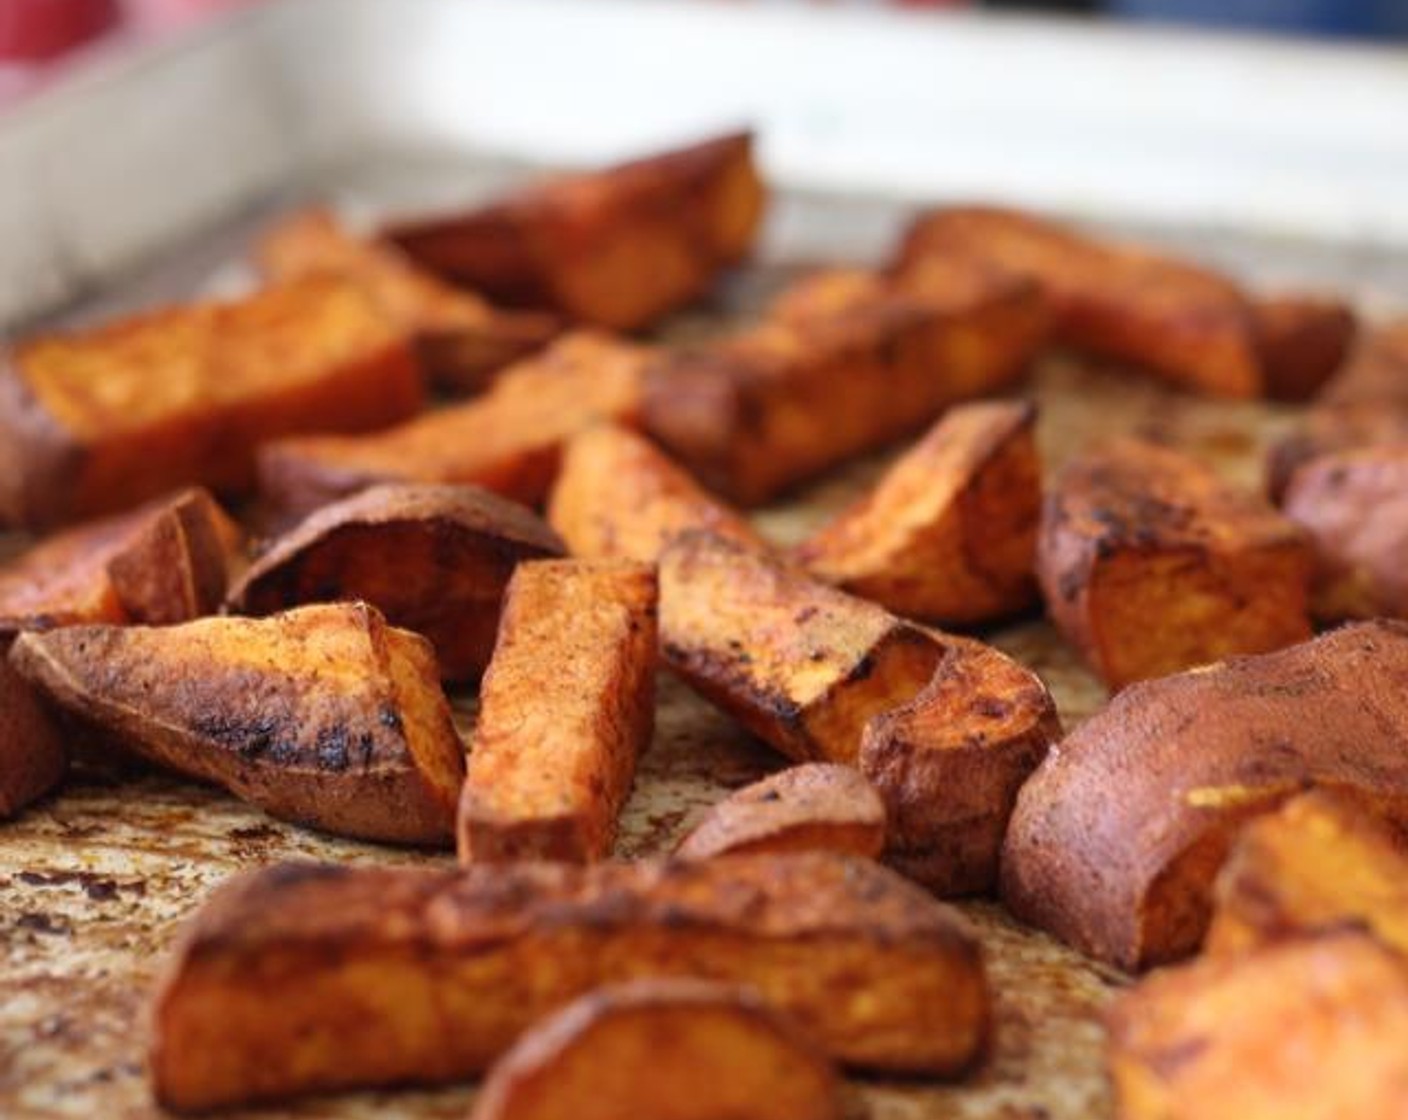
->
[0, 0, 119, 61]
[126, 0, 266, 31]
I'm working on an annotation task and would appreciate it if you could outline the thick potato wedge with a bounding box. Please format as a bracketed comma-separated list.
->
[1266, 401, 1408, 501]
[660, 531, 943, 764]
[258, 330, 650, 522]
[258, 208, 559, 393]
[386, 132, 764, 331]
[459, 560, 657, 862]
[0, 277, 421, 528]
[229, 483, 562, 681]
[548, 424, 766, 562]
[10, 602, 464, 844]
[675, 763, 886, 861]
[795, 399, 1040, 625]
[861, 634, 1059, 896]
[644, 264, 1047, 506]
[469, 979, 843, 1120]
[1206, 790, 1408, 960]
[1107, 933, 1408, 1119]
[149, 853, 989, 1110]
[0, 627, 66, 817]
[1320, 315, 1408, 406]
[1002, 621, 1408, 970]
[1038, 437, 1311, 691]
[898, 205, 1352, 399]
[0, 487, 237, 628]
[1282, 445, 1408, 621]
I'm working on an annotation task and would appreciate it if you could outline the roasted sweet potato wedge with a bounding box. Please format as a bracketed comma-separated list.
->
[675, 763, 886, 861]
[1039, 437, 1311, 690]
[1206, 790, 1408, 960]
[10, 602, 464, 844]
[258, 208, 559, 393]
[470, 979, 843, 1120]
[0, 277, 421, 528]
[898, 205, 1352, 399]
[386, 131, 764, 331]
[459, 560, 657, 862]
[1002, 621, 1408, 970]
[795, 399, 1041, 625]
[1266, 401, 1408, 501]
[229, 483, 562, 681]
[548, 424, 765, 562]
[258, 330, 650, 522]
[149, 853, 989, 1110]
[660, 531, 943, 764]
[1107, 933, 1408, 1119]
[0, 487, 237, 628]
[644, 264, 1047, 506]
[861, 634, 1059, 896]
[0, 626, 65, 817]
[1320, 315, 1408, 406]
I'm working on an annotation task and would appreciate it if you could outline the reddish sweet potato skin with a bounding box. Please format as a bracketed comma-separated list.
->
[1266, 402, 1408, 502]
[1319, 315, 1408, 407]
[1251, 294, 1356, 402]
[1002, 621, 1408, 971]
[0, 627, 66, 817]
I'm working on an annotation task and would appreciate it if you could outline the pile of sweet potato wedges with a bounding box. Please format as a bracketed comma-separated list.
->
[4, 128, 1408, 1118]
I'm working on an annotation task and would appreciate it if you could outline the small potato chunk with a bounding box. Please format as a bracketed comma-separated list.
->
[258, 331, 649, 522]
[675, 763, 886, 861]
[149, 853, 987, 1111]
[1002, 621, 1408, 970]
[10, 602, 464, 845]
[795, 400, 1040, 625]
[0, 278, 421, 528]
[1281, 445, 1408, 622]
[1107, 933, 1408, 1120]
[1320, 315, 1408, 406]
[660, 531, 943, 765]
[459, 560, 657, 862]
[386, 132, 764, 332]
[1039, 438, 1311, 691]
[1266, 401, 1408, 502]
[258, 208, 559, 393]
[861, 635, 1059, 896]
[0, 627, 65, 817]
[548, 424, 766, 562]
[470, 979, 843, 1120]
[1251, 294, 1356, 402]
[229, 483, 562, 682]
[644, 264, 1046, 506]
[1207, 790, 1408, 959]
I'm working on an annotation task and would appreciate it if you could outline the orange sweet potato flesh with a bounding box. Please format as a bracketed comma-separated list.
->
[0, 277, 422, 528]
[0, 627, 66, 817]
[9, 602, 464, 845]
[258, 209, 559, 394]
[1002, 621, 1408, 970]
[229, 483, 562, 682]
[1106, 933, 1408, 1119]
[1206, 790, 1408, 960]
[675, 763, 886, 862]
[459, 560, 657, 863]
[150, 853, 988, 1111]
[1282, 445, 1408, 622]
[469, 979, 843, 1120]
[548, 424, 766, 563]
[258, 330, 650, 523]
[643, 263, 1047, 507]
[795, 399, 1041, 625]
[1038, 437, 1311, 691]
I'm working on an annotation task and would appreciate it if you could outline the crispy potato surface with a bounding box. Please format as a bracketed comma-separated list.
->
[0, 627, 65, 817]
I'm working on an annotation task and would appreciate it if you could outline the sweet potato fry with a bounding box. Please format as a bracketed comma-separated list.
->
[795, 399, 1040, 625]
[1002, 621, 1408, 970]
[469, 979, 843, 1120]
[1038, 437, 1311, 690]
[258, 208, 559, 393]
[674, 763, 886, 861]
[1107, 933, 1408, 1120]
[0, 277, 421, 528]
[1266, 401, 1408, 501]
[459, 560, 657, 862]
[229, 483, 562, 681]
[1282, 445, 1408, 622]
[1320, 315, 1408, 406]
[644, 264, 1047, 506]
[10, 602, 464, 844]
[547, 424, 765, 562]
[385, 132, 764, 331]
[258, 330, 650, 522]
[0, 627, 65, 817]
[1206, 790, 1408, 960]
[149, 853, 988, 1110]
